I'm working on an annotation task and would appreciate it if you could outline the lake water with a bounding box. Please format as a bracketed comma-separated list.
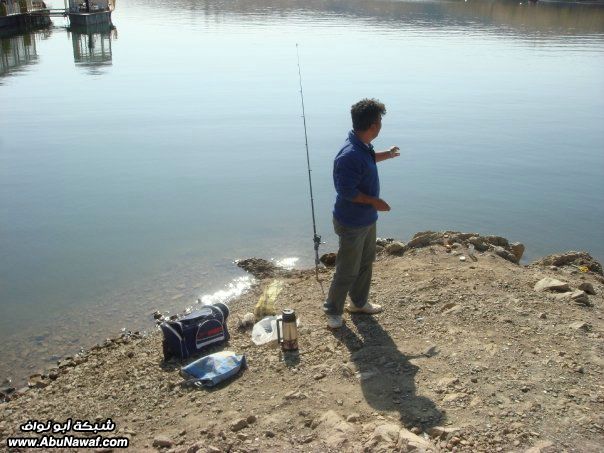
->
[1, 0, 603, 385]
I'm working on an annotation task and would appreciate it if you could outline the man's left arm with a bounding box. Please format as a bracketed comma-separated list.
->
[375, 146, 400, 163]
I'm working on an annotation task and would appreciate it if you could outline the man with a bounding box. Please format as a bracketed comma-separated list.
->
[324, 98, 399, 329]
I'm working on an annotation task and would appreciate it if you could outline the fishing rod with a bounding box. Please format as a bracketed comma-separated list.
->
[296, 44, 322, 282]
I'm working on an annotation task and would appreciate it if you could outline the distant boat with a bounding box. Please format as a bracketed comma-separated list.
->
[0, 0, 51, 33]
[68, 0, 116, 27]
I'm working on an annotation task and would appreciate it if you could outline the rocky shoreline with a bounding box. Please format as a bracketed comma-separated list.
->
[1, 230, 603, 452]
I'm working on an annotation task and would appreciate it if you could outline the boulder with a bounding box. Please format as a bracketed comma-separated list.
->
[578, 282, 596, 295]
[510, 242, 525, 261]
[315, 410, 353, 449]
[553, 290, 590, 306]
[316, 410, 350, 431]
[468, 236, 490, 252]
[568, 290, 591, 306]
[363, 424, 400, 452]
[484, 235, 510, 248]
[385, 241, 406, 255]
[447, 232, 477, 243]
[494, 246, 518, 264]
[320, 253, 337, 267]
[531, 251, 603, 275]
[236, 258, 280, 279]
[534, 278, 570, 292]
[397, 428, 434, 451]
[364, 423, 434, 452]
[407, 231, 442, 249]
[371, 423, 400, 444]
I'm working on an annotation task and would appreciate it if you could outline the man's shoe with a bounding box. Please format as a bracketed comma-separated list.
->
[346, 302, 383, 314]
[326, 314, 343, 329]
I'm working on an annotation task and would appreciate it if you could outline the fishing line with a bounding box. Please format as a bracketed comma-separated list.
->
[295, 44, 324, 294]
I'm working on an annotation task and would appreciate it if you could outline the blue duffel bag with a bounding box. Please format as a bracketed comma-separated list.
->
[160, 302, 229, 361]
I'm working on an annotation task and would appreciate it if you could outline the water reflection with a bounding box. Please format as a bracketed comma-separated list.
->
[1, 0, 603, 389]
[69, 24, 116, 74]
[137, 0, 604, 36]
[0, 29, 50, 82]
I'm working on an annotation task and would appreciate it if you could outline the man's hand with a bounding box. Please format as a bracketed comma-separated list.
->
[372, 198, 391, 211]
[350, 193, 391, 211]
[375, 146, 400, 162]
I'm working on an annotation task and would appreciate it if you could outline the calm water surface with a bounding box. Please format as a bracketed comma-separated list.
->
[1, 0, 603, 384]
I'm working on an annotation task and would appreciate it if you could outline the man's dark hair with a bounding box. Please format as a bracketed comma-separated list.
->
[351, 98, 386, 132]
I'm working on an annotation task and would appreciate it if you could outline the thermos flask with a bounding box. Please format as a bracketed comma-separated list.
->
[276, 308, 298, 351]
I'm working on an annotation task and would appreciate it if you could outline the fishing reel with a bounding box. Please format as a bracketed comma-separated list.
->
[313, 234, 322, 265]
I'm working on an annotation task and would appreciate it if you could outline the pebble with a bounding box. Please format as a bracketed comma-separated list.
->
[300, 434, 314, 444]
[428, 426, 460, 439]
[152, 311, 163, 320]
[230, 418, 248, 432]
[346, 413, 360, 423]
[239, 313, 255, 329]
[152, 435, 174, 448]
[569, 322, 591, 331]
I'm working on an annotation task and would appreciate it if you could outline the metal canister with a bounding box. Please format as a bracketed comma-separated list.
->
[276, 308, 298, 351]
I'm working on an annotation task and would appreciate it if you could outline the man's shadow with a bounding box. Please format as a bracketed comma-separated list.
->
[330, 315, 443, 430]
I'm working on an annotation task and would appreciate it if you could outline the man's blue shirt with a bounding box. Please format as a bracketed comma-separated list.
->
[332, 130, 380, 227]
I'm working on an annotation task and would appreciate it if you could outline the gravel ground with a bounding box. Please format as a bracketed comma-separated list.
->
[1, 234, 603, 452]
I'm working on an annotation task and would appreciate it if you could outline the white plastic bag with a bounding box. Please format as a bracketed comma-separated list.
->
[251, 316, 280, 345]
